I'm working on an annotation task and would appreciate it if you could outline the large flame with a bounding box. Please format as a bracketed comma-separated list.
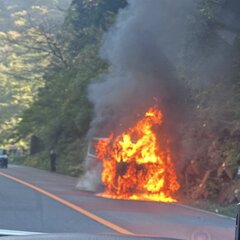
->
[96, 107, 180, 202]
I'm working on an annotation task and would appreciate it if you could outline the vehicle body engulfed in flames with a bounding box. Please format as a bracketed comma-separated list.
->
[92, 107, 180, 203]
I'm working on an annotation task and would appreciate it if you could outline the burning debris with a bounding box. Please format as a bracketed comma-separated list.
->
[96, 107, 179, 202]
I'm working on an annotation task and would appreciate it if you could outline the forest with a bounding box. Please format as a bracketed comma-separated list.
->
[0, 0, 240, 205]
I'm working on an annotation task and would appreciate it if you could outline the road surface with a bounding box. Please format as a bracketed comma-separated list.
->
[0, 165, 235, 240]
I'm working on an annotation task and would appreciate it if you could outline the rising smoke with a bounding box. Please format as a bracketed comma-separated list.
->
[88, 0, 196, 137]
[77, 0, 197, 191]
[77, 0, 232, 191]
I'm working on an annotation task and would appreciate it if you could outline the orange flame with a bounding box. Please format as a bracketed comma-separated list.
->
[96, 107, 180, 202]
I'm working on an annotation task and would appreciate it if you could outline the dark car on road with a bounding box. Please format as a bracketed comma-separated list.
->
[0, 148, 8, 168]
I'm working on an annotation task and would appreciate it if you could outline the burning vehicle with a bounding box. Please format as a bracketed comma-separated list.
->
[81, 0, 240, 206]
[94, 107, 180, 203]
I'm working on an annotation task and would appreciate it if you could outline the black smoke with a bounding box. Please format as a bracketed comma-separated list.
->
[88, 0, 195, 138]
[78, 0, 234, 191]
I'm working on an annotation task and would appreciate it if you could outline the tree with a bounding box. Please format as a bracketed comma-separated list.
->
[0, 0, 70, 145]
[15, 0, 127, 175]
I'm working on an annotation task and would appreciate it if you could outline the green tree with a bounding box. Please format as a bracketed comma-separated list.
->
[0, 0, 70, 145]
[16, 0, 127, 175]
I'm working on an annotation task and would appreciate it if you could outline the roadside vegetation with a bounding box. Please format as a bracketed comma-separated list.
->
[1, 0, 240, 213]
[192, 200, 237, 218]
[0, 0, 127, 175]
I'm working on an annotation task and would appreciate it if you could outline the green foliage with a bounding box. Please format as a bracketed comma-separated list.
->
[192, 199, 237, 217]
[180, 0, 240, 202]
[0, 0, 71, 145]
[12, 151, 50, 171]
[15, 0, 127, 174]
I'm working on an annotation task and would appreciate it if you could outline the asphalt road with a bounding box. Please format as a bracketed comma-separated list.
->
[0, 165, 236, 240]
[0, 173, 114, 234]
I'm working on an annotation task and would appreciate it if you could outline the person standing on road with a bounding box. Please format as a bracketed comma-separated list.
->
[49, 149, 57, 172]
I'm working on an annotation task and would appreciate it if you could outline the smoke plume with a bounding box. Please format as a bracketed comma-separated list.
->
[88, 0, 196, 137]
[78, 0, 235, 192]
[77, 0, 199, 191]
